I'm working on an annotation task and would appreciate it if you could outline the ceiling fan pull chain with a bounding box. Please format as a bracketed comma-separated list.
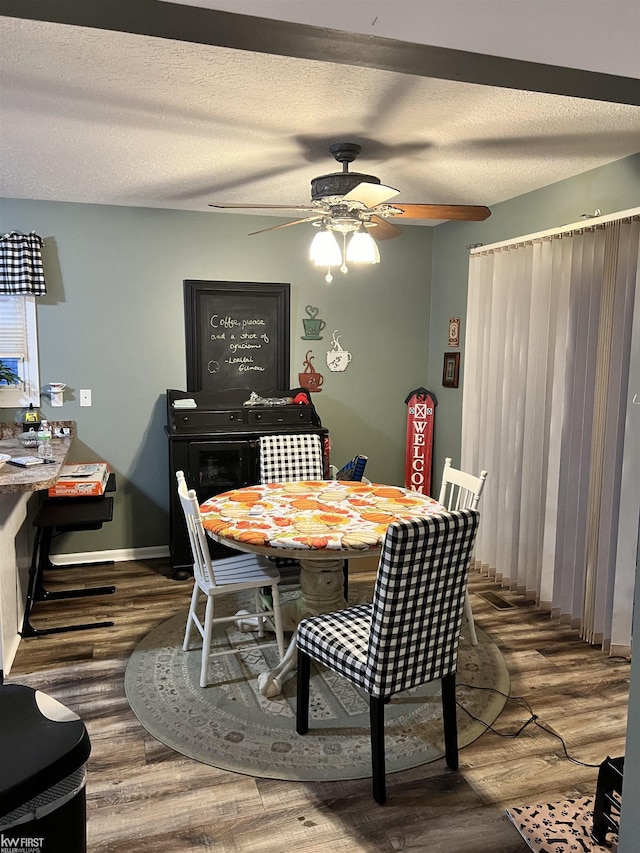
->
[341, 233, 349, 274]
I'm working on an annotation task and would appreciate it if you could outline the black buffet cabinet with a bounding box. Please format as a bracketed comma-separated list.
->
[166, 388, 329, 572]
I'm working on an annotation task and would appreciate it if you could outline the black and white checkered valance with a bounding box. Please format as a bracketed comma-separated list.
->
[0, 232, 47, 295]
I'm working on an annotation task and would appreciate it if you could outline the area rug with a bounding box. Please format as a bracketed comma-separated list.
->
[506, 797, 618, 853]
[125, 594, 510, 781]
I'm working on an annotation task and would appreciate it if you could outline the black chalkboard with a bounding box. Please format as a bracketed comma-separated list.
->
[184, 281, 290, 393]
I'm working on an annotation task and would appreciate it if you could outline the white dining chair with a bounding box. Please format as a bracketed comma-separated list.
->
[438, 457, 488, 645]
[176, 471, 286, 687]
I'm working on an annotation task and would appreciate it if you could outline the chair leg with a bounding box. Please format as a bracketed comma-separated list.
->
[464, 590, 478, 646]
[20, 528, 115, 638]
[36, 525, 115, 600]
[271, 584, 285, 660]
[370, 696, 386, 804]
[441, 672, 459, 770]
[255, 589, 266, 638]
[183, 582, 200, 651]
[200, 596, 215, 688]
[296, 649, 310, 735]
[343, 560, 349, 601]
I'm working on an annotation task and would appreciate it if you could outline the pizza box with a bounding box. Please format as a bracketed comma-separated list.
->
[48, 462, 110, 497]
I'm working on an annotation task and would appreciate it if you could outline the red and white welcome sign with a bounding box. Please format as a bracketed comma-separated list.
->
[404, 389, 436, 496]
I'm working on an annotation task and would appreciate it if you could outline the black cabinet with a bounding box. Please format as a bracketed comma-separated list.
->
[166, 389, 328, 573]
[188, 439, 259, 496]
[169, 436, 258, 569]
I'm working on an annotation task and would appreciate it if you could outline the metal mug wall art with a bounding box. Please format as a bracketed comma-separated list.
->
[326, 331, 352, 372]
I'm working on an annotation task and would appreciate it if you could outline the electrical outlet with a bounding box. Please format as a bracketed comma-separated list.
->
[80, 389, 92, 407]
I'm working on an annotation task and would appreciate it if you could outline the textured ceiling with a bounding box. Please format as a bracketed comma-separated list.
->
[1, 10, 639, 227]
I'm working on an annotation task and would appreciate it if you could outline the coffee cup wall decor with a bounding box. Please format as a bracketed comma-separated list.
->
[301, 305, 326, 340]
[326, 330, 352, 372]
[299, 350, 324, 392]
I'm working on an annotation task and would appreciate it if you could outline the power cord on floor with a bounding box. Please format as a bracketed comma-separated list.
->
[456, 682, 602, 768]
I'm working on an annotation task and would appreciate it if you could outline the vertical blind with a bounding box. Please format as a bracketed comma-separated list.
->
[0, 294, 28, 357]
[461, 211, 640, 651]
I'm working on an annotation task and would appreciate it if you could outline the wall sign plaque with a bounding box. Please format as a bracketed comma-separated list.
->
[184, 281, 290, 393]
[442, 352, 460, 388]
[448, 317, 460, 347]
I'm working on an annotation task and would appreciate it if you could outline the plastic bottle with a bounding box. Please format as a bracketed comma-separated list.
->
[37, 420, 53, 459]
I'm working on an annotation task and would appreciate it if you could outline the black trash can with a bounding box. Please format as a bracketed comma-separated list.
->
[0, 684, 91, 853]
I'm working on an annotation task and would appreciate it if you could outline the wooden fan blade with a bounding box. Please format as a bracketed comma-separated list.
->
[365, 215, 403, 240]
[209, 202, 315, 211]
[343, 182, 400, 207]
[389, 204, 491, 221]
[248, 215, 323, 236]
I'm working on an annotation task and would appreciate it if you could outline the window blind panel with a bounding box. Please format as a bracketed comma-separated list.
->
[0, 294, 27, 357]
[610, 221, 640, 652]
[590, 222, 639, 644]
[464, 213, 639, 648]
[540, 237, 574, 607]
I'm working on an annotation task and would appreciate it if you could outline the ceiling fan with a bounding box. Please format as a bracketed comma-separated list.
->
[209, 142, 490, 280]
[210, 141, 491, 234]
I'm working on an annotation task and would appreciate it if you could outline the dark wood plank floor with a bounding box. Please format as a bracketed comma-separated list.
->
[7, 559, 630, 852]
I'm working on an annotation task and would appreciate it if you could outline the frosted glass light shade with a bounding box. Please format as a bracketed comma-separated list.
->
[346, 229, 380, 264]
[310, 228, 342, 267]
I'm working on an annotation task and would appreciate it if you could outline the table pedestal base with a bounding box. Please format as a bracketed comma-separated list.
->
[258, 555, 346, 697]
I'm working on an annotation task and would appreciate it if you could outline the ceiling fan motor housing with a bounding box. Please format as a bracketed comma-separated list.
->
[311, 141, 381, 202]
[311, 171, 380, 201]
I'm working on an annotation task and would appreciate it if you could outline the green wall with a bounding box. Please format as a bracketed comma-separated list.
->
[1, 153, 638, 556]
[428, 153, 640, 480]
[0, 199, 432, 554]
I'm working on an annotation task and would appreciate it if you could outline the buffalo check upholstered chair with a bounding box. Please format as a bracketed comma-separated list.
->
[258, 433, 324, 484]
[296, 508, 480, 804]
[438, 458, 488, 646]
[258, 432, 328, 586]
[176, 471, 286, 688]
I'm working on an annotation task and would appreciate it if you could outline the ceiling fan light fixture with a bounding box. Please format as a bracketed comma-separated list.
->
[346, 227, 380, 264]
[310, 225, 341, 267]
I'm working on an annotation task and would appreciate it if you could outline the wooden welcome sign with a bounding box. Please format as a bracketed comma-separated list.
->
[404, 387, 437, 495]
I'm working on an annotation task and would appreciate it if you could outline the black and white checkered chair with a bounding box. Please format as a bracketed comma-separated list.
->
[296, 508, 480, 804]
[258, 433, 324, 483]
[258, 432, 326, 583]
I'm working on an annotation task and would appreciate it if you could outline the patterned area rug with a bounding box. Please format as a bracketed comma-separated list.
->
[125, 594, 510, 781]
[506, 797, 618, 853]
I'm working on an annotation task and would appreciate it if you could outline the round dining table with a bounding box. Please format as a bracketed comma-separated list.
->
[200, 480, 444, 696]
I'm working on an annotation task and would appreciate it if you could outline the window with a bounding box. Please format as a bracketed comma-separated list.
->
[0, 294, 40, 407]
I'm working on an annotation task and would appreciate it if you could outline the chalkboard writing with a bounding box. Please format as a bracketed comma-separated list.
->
[184, 281, 290, 393]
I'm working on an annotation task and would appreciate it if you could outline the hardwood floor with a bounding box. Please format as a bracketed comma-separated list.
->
[7, 559, 630, 852]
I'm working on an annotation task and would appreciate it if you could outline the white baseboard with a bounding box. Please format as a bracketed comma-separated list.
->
[50, 545, 170, 566]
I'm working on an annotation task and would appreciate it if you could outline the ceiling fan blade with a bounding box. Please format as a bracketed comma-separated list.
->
[389, 204, 491, 221]
[342, 182, 400, 208]
[248, 215, 324, 236]
[209, 202, 315, 211]
[365, 215, 403, 240]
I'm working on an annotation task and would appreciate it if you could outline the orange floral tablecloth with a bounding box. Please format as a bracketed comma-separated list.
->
[200, 481, 444, 552]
